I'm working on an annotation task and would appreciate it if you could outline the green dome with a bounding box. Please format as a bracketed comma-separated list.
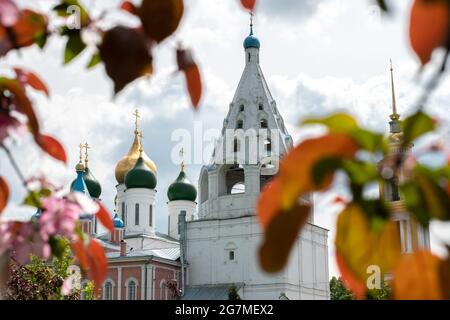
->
[125, 157, 157, 189]
[83, 167, 102, 198]
[167, 171, 197, 202]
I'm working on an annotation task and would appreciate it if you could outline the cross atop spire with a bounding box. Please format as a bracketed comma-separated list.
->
[138, 131, 143, 157]
[389, 60, 400, 121]
[133, 109, 140, 134]
[179, 147, 185, 172]
[249, 11, 254, 35]
[83, 142, 90, 167]
[78, 143, 83, 163]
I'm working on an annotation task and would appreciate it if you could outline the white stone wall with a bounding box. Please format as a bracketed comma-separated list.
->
[185, 215, 329, 300]
[168, 200, 197, 239]
[124, 188, 156, 234]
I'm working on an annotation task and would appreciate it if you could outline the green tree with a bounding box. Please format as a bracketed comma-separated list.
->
[228, 284, 241, 300]
[330, 276, 353, 300]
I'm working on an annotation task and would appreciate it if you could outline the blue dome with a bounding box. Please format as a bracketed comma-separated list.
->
[113, 213, 124, 228]
[243, 34, 260, 49]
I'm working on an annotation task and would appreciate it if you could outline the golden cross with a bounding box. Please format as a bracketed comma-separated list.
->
[83, 142, 90, 167]
[250, 11, 254, 34]
[133, 109, 140, 133]
[179, 147, 185, 172]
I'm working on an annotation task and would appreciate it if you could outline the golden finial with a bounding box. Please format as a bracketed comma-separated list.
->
[138, 131, 143, 157]
[389, 60, 400, 121]
[133, 109, 140, 135]
[76, 143, 85, 171]
[83, 142, 90, 168]
[179, 147, 185, 172]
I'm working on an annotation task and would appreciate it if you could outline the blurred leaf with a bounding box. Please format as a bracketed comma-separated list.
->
[87, 239, 107, 294]
[23, 187, 51, 208]
[375, 0, 389, 12]
[409, 0, 450, 65]
[35, 134, 67, 163]
[279, 134, 358, 210]
[351, 128, 386, 153]
[120, 0, 139, 15]
[401, 165, 450, 224]
[342, 160, 379, 185]
[64, 31, 86, 64]
[240, 0, 256, 11]
[49, 236, 68, 259]
[96, 202, 114, 233]
[86, 52, 101, 69]
[257, 176, 283, 228]
[392, 250, 446, 299]
[71, 238, 89, 271]
[0, 176, 9, 214]
[335, 204, 401, 298]
[13, 67, 49, 97]
[53, 0, 90, 27]
[302, 113, 358, 134]
[259, 203, 310, 273]
[402, 111, 435, 145]
[99, 26, 153, 94]
[177, 48, 202, 108]
[139, 0, 184, 43]
[11, 9, 47, 48]
[0, 77, 40, 137]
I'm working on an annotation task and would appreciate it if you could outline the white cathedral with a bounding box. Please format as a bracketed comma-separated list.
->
[69, 23, 330, 300]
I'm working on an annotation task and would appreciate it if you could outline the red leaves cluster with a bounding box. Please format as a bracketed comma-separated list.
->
[409, 0, 450, 66]
[0, 176, 9, 214]
[71, 237, 107, 294]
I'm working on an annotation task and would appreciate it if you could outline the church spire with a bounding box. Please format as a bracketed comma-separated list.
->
[250, 11, 254, 35]
[389, 60, 400, 121]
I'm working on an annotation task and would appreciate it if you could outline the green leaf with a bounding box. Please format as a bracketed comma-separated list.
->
[351, 128, 386, 153]
[23, 191, 42, 208]
[49, 236, 68, 259]
[402, 111, 435, 145]
[64, 32, 86, 64]
[342, 160, 379, 185]
[53, 0, 90, 26]
[87, 52, 101, 69]
[312, 157, 343, 186]
[302, 113, 358, 134]
[34, 30, 48, 49]
[358, 199, 390, 223]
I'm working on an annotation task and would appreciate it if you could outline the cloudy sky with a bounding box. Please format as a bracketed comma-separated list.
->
[1, 0, 450, 277]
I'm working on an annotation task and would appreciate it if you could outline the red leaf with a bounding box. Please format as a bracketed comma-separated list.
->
[13, 68, 49, 97]
[177, 48, 202, 108]
[409, 0, 450, 65]
[240, 0, 256, 11]
[0, 77, 39, 137]
[0, 176, 9, 214]
[120, 0, 139, 15]
[71, 239, 90, 271]
[336, 252, 367, 299]
[96, 202, 114, 233]
[35, 134, 67, 163]
[11, 9, 47, 48]
[87, 239, 108, 293]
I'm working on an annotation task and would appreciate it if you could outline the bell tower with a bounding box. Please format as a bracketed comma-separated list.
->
[379, 61, 430, 253]
[198, 16, 296, 220]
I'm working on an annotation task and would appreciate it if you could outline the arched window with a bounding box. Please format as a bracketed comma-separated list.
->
[236, 119, 243, 129]
[233, 138, 239, 153]
[259, 103, 263, 111]
[149, 205, 153, 227]
[265, 138, 272, 153]
[260, 118, 268, 129]
[239, 104, 244, 112]
[103, 281, 113, 300]
[121, 202, 125, 220]
[135, 203, 139, 225]
[127, 280, 137, 300]
[230, 182, 245, 194]
[248, 52, 251, 62]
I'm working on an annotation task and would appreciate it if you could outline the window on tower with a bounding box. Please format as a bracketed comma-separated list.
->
[259, 104, 263, 111]
[149, 205, 153, 227]
[265, 138, 272, 153]
[239, 104, 244, 112]
[233, 138, 240, 152]
[229, 250, 235, 261]
[260, 118, 268, 129]
[127, 280, 137, 300]
[236, 119, 243, 129]
[135, 203, 139, 225]
[121, 202, 125, 220]
[248, 52, 251, 62]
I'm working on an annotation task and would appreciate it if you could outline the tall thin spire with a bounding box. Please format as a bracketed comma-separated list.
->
[389, 60, 400, 121]
[138, 131, 143, 157]
[249, 11, 254, 35]
[76, 143, 85, 171]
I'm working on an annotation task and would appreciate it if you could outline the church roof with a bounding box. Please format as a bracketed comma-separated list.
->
[106, 247, 180, 261]
[167, 170, 197, 202]
[125, 156, 157, 189]
[182, 284, 243, 300]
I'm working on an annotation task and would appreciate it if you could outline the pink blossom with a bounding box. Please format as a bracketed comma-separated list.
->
[40, 196, 81, 240]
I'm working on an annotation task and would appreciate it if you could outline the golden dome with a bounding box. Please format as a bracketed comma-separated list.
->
[115, 132, 157, 184]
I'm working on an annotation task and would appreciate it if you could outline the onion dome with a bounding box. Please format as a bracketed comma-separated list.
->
[244, 34, 260, 49]
[83, 167, 102, 199]
[71, 162, 90, 196]
[113, 213, 124, 228]
[167, 170, 197, 202]
[125, 156, 157, 189]
[115, 113, 157, 184]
